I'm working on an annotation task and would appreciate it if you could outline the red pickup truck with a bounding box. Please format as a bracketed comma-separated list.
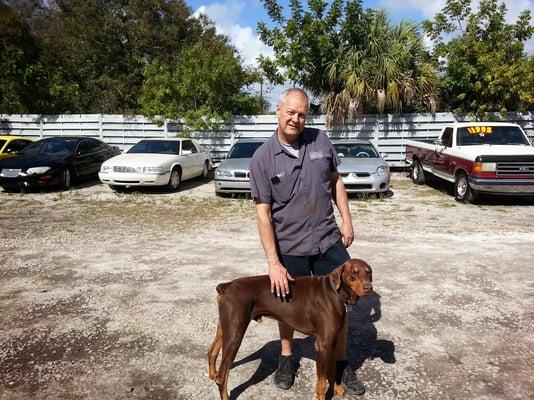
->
[405, 122, 534, 203]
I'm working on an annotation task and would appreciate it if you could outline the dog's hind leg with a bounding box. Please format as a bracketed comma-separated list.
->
[215, 319, 250, 400]
[208, 321, 223, 380]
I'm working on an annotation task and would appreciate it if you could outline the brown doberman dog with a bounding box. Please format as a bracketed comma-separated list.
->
[207, 258, 374, 400]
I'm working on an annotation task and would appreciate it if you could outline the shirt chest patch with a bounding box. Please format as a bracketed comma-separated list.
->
[309, 151, 324, 160]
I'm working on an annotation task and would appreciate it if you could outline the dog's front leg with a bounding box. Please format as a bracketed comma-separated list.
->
[315, 339, 332, 400]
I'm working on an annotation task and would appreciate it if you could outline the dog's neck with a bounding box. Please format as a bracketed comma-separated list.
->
[338, 280, 358, 306]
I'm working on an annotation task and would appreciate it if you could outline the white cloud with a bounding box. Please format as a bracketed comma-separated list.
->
[380, 0, 446, 19]
[193, 1, 273, 67]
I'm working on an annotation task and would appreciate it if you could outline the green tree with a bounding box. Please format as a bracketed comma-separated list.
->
[139, 37, 266, 131]
[423, 0, 534, 115]
[258, 0, 352, 96]
[0, 1, 46, 113]
[325, 9, 438, 124]
[36, 0, 210, 114]
[258, 1, 438, 125]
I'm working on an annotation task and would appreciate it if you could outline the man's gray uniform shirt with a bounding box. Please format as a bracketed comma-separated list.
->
[250, 128, 341, 256]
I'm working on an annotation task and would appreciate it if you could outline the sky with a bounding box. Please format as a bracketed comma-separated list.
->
[189, 0, 534, 109]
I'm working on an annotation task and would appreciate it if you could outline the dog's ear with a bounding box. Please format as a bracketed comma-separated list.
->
[329, 263, 345, 292]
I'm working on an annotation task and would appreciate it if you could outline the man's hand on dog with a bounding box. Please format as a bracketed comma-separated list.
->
[268, 260, 295, 298]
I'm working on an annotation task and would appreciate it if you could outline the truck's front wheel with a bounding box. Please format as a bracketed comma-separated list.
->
[455, 173, 478, 203]
[410, 160, 426, 185]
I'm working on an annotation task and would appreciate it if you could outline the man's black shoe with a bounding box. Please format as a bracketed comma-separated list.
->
[273, 355, 296, 390]
[337, 361, 365, 395]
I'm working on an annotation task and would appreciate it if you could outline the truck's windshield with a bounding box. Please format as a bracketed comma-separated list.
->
[457, 126, 530, 146]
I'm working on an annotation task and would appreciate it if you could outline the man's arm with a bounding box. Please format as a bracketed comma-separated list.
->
[331, 171, 354, 247]
[255, 202, 294, 297]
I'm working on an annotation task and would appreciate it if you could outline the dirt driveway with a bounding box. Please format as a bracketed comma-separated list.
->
[1, 174, 533, 400]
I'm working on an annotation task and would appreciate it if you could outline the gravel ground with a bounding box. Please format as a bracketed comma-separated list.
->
[1, 173, 533, 400]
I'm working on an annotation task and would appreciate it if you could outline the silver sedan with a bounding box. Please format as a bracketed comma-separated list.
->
[333, 140, 391, 194]
[214, 139, 266, 195]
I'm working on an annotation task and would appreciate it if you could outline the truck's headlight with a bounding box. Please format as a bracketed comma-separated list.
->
[473, 162, 496, 172]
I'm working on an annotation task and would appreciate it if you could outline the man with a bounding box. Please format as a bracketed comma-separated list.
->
[249, 88, 365, 395]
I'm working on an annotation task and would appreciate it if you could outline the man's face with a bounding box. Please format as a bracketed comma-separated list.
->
[276, 93, 309, 143]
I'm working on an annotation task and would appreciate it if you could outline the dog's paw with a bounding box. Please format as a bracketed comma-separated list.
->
[334, 383, 345, 396]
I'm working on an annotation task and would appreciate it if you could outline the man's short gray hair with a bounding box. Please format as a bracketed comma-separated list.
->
[278, 88, 310, 108]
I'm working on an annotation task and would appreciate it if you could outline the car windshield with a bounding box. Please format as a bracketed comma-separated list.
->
[334, 143, 379, 158]
[457, 126, 529, 146]
[227, 142, 264, 159]
[20, 139, 77, 156]
[128, 140, 180, 154]
[0, 139, 6, 149]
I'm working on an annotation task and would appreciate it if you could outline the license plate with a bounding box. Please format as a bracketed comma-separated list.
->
[0, 169, 21, 178]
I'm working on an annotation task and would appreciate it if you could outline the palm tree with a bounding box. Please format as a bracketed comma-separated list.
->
[323, 9, 438, 126]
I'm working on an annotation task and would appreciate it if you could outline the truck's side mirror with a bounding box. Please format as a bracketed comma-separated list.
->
[433, 138, 443, 145]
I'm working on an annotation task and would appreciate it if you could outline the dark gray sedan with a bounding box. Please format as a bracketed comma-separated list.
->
[214, 139, 266, 195]
[332, 140, 391, 194]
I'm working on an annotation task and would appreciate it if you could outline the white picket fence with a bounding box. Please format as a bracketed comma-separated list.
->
[1, 113, 533, 167]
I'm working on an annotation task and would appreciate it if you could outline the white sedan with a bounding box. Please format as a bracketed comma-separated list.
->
[99, 138, 211, 191]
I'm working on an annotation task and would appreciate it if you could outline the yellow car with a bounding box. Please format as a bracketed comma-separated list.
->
[0, 135, 33, 159]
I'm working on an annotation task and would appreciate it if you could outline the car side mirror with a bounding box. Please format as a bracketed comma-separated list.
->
[337, 153, 345, 158]
[433, 138, 443, 145]
[182, 149, 192, 155]
[381, 153, 388, 159]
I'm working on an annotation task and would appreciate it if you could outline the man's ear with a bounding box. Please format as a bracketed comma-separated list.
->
[329, 263, 345, 292]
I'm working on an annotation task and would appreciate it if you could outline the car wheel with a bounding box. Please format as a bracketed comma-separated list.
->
[167, 167, 181, 192]
[201, 161, 209, 180]
[455, 173, 478, 203]
[410, 160, 426, 184]
[61, 169, 72, 190]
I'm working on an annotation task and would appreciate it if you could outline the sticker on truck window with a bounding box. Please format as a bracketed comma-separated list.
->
[467, 126, 493, 135]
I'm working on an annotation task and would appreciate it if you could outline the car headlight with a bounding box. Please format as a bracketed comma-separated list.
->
[100, 165, 111, 172]
[374, 166, 389, 175]
[216, 170, 232, 177]
[26, 166, 51, 175]
[142, 167, 164, 174]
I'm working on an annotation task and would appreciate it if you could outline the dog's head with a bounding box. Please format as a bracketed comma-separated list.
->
[330, 259, 373, 304]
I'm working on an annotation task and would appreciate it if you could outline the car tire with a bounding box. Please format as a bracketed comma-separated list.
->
[167, 167, 181, 192]
[410, 159, 426, 185]
[61, 169, 72, 190]
[201, 161, 209, 180]
[455, 172, 478, 203]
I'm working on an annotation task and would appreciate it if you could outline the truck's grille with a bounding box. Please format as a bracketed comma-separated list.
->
[496, 161, 534, 176]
